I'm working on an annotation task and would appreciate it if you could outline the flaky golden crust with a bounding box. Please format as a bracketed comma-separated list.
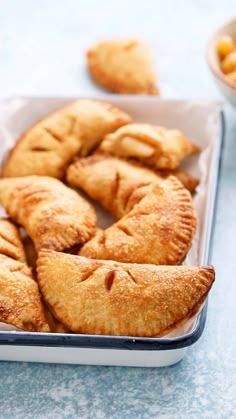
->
[0, 218, 26, 263]
[37, 250, 215, 337]
[80, 176, 197, 265]
[100, 123, 199, 170]
[67, 153, 199, 220]
[87, 38, 159, 95]
[0, 254, 49, 332]
[1, 100, 131, 179]
[0, 176, 96, 252]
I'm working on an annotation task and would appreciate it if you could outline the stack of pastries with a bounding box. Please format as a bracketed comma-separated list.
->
[0, 99, 215, 337]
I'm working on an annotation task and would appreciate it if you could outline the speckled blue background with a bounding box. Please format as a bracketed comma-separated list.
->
[0, 0, 236, 417]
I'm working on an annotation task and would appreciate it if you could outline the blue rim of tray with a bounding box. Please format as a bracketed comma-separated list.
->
[0, 111, 225, 351]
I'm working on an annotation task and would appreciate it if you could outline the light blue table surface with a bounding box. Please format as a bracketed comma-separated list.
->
[0, 0, 236, 417]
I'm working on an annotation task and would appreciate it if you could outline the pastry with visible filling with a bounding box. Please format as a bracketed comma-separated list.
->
[0, 176, 96, 251]
[80, 176, 197, 265]
[1, 100, 131, 178]
[37, 250, 215, 337]
[0, 218, 26, 263]
[100, 123, 199, 170]
[67, 153, 199, 219]
[0, 254, 49, 332]
[87, 38, 159, 95]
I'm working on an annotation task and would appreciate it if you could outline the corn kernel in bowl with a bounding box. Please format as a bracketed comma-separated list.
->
[221, 50, 236, 74]
[217, 35, 234, 59]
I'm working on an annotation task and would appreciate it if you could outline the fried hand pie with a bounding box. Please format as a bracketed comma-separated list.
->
[2, 100, 131, 178]
[37, 250, 214, 337]
[100, 123, 199, 170]
[87, 38, 159, 95]
[0, 254, 49, 332]
[80, 176, 197, 265]
[0, 176, 96, 252]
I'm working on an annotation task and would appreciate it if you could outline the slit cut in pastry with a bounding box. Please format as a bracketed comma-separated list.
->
[0, 176, 96, 252]
[37, 250, 215, 337]
[1, 100, 131, 179]
[67, 153, 199, 219]
[0, 254, 49, 332]
[100, 123, 199, 170]
[80, 176, 197, 265]
[87, 38, 159, 95]
[0, 218, 26, 263]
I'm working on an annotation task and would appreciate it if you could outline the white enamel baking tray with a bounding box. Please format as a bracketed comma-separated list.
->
[0, 97, 224, 367]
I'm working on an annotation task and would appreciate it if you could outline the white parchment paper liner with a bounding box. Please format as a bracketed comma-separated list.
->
[0, 97, 222, 338]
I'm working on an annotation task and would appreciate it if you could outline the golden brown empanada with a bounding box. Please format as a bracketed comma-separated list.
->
[100, 123, 199, 170]
[0, 176, 96, 252]
[67, 153, 199, 219]
[80, 176, 197, 265]
[37, 250, 215, 337]
[2, 100, 131, 179]
[0, 218, 26, 263]
[0, 254, 49, 332]
[87, 38, 159, 95]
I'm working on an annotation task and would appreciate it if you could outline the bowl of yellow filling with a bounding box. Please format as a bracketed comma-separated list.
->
[207, 17, 236, 106]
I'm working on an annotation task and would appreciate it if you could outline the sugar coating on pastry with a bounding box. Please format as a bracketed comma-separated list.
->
[87, 38, 159, 95]
[67, 153, 199, 220]
[100, 123, 199, 170]
[0, 218, 26, 263]
[0, 254, 49, 332]
[37, 249, 215, 337]
[1, 100, 131, 179]
[0, 176, 96, 252]
[80, 176, 197, 265]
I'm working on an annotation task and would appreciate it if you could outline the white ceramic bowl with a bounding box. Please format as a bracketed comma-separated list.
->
[207, 17, 236, 107]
